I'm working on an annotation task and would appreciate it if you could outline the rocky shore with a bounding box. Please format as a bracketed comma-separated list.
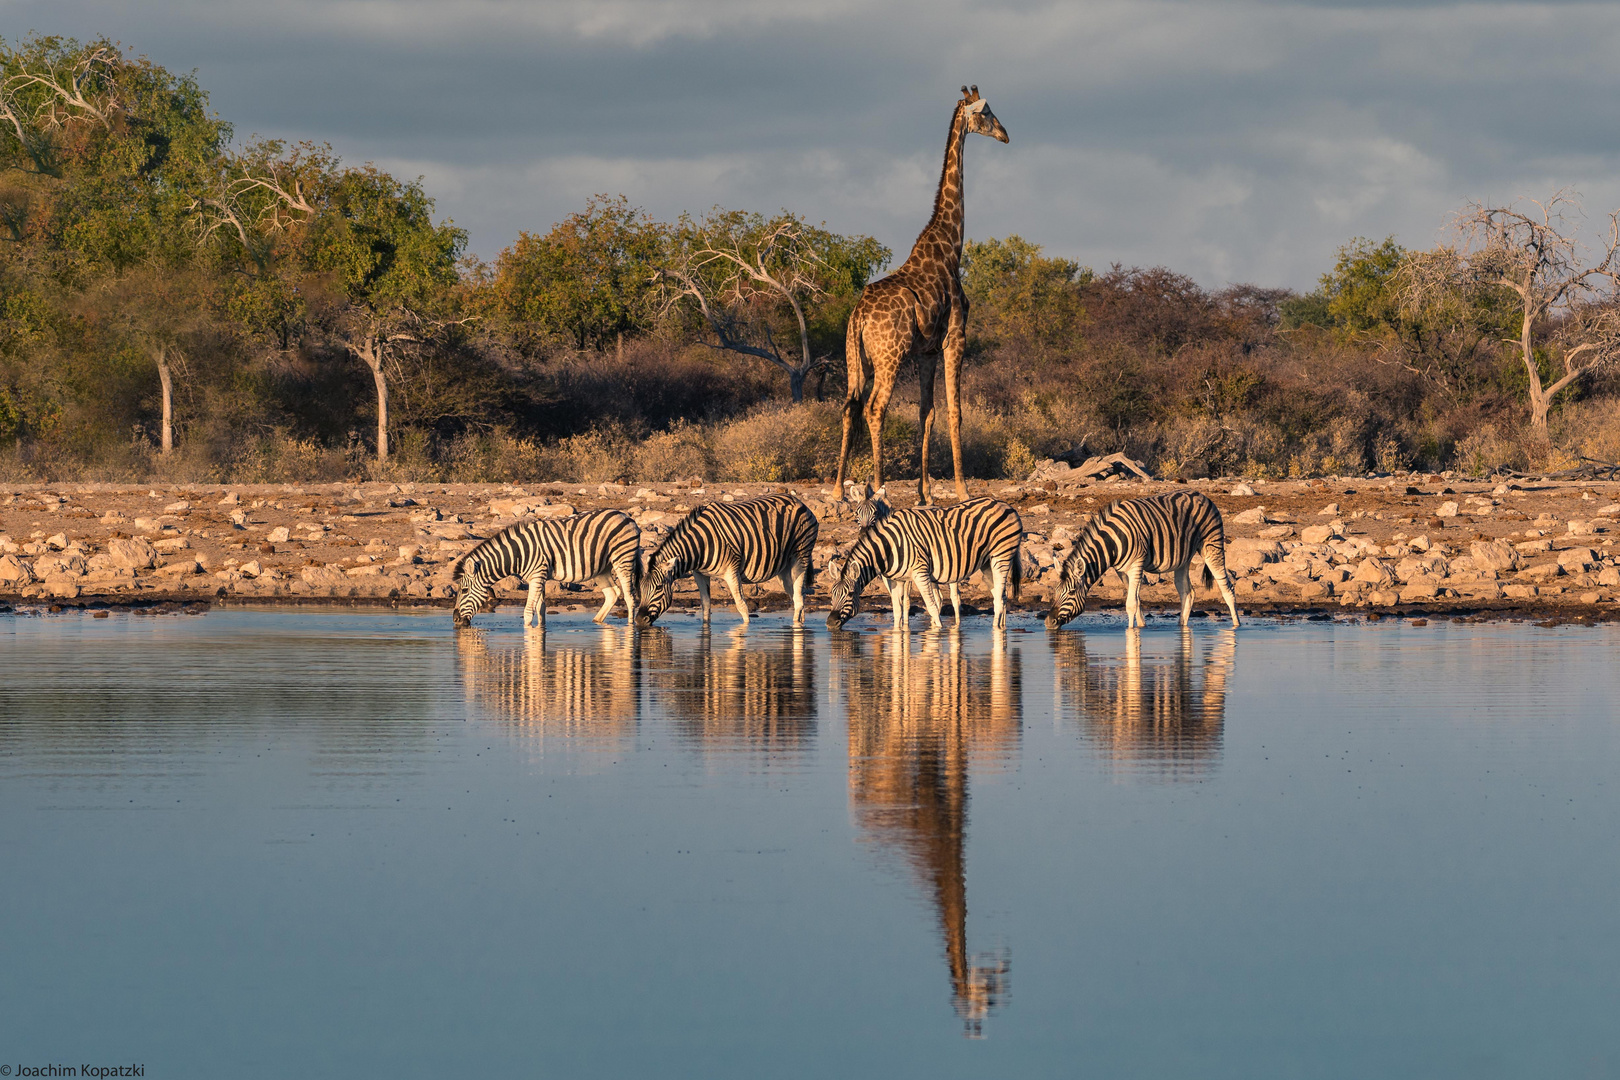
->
[3, 473, 1619, 622]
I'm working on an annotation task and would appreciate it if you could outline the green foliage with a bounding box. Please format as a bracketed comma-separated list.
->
[961, 235, 1089, 355]
[305, 164, 464, 310]
[491, 194, 662, 350]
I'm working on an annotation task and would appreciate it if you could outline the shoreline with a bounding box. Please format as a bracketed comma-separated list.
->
[4, 473, 1618, 622]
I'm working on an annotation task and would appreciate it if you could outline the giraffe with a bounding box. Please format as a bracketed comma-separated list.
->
[834, 85, 1009, 504]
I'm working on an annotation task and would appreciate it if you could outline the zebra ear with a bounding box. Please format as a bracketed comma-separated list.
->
[465, 557, 480, 578]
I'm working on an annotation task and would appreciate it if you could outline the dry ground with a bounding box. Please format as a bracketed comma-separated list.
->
[3, 473, 1618, 623]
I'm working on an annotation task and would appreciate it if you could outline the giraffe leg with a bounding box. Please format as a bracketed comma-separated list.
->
[865, 382, 894, 492]
[835, 312, 869, 488]
[944, 298, 969, 500]
[917, 352, 938, 505]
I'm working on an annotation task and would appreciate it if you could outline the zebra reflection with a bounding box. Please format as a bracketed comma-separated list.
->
[644, 626, 817, 757]
[1052, 627, 1235, 780]
[455, 625, 642, 751]
[834, 628, 1020, 1038]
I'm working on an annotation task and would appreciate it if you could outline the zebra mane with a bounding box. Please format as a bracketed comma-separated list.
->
[1063, 505, 1120, 586]
[647, 504, 703, 571]
[449, 518, 526, 582]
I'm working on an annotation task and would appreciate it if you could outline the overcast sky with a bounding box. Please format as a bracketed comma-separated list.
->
[8, 0, 1620, 289]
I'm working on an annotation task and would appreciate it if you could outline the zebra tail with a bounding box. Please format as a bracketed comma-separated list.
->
[1201, 559, 1215, 591]
[1010, 545, 1022, 601]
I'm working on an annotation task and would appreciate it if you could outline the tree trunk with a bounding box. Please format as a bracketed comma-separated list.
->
[789, 368, 805, 404]
[156, 350, 173, 456]
[1520, 316, 1550, 443]
[371, 356, 389, 463]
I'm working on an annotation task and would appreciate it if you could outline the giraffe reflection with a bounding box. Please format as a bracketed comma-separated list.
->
[455, 626, 642, 751]
[834, 627, 1019, 1038]
[644, 626, 817, 756]
[1053, 627, 1236, 779]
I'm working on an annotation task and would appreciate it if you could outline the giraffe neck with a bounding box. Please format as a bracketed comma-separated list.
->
[907, 103, 969, 269]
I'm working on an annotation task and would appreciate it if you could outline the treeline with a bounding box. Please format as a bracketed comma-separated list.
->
[3, 35, 1617, 484]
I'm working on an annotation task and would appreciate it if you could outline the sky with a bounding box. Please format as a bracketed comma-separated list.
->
[8, 0, 1620, 290]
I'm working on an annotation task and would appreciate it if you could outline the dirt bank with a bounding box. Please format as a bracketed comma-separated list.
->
[3, 474, 1617, 621]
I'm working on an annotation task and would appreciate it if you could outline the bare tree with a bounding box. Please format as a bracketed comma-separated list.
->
[656, 213, 833, 403]
[1401, 193, 1620, 439]
[340, 306, 477, 463]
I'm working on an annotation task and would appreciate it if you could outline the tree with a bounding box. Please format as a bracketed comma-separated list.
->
[491, 194, 662, 351]
[303, 164, 466, 461]
[960, 235, 1088, 357]
[657, 209, 889, 402]
[1401, 194, 1620, 438]
[88, 267, 212, 454]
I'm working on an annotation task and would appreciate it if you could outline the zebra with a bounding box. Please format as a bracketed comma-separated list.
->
[1044, 491, 1240, 631]
[637, 492, 819, 627]
[451, 509, 641, 629]
[826, 497, 1023, 630]
[832, 481, 971, 621]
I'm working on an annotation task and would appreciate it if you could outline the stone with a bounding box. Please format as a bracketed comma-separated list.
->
[99, 511, 127, 524]
[229, 509, 247, 525]
[301, 565, 349, 587]
[1399, 581, 1440, 601]
[1258, 525, 1294, 539]
[1317, 503, 1340, 516]
[1298, 580, 1333, 600]
[106, 537, 158, 570]
[156, 558, 201, 576]
[239, 560, 264, 578]
[426, 522, 475, 540]
[1436, 501, 1459, 517]
[1520, 562, 1564, 580]
[1230, 483, 1255, 496]
[1470, 539, 1521, 572]
[218, 491, 240, 505]
[1597, 504, 1620, 517]
[535, 503, 577, 518]
[397, 545, 422, 564]
[1514, 538, 1553, 554]
[0, 552, 34, 584]
[1353, 559, 1396, 586]
[1503, 584, 1538, 599]
[1557, 547, 1600, 571]
[1580, 591, 1605, 604]
[266, 526, 291, 543]
[1599, 567, 1620, 587]
[345, 565, 384, 577]
[164, 501, 191, 513]
[34, 553, 87, 580]
[152, 537, 190, 552]
[45, 532, 68, 549]
[1568, 520, 1599, 536]
[488, 497, 544, 518]
[1301, 524, 1340, 544]
[43, 581, 80, 598]
[1368, 589, 1400, 606]
[1231, 507, 1266, 525]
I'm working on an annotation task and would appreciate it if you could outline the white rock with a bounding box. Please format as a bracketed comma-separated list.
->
[1470, 539, 1521, 572]
[218, 492, 240, 505]
[45, 532, 68, 550]
[1231, 507, 1267, 525]
[163, 501, 191, 513]
[156, 558, 201, 577]
[1230, 483, 1256, 496]
[266, 527, 291, 543]
[239, 560, 264, 578]
[106, 537, 158, 569]
[1437, 501, 1459, 518]
[0, 552, 34, 584]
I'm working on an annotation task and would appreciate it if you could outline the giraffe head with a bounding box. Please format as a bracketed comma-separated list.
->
[958, 85, 1008, 143]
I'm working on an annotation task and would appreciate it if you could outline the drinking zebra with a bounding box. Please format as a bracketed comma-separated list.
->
[834, 481, 967, 621]
[1044, 491, 1240, 630]
[637, 492, 819, 627]
[451, 509, 642, 629]
[826, 497, 1023, 630]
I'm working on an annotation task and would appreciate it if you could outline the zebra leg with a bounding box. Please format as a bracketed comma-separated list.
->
[1205, 545, 1242, 628]
[694, 572, 713, 621]
[890, 578, 909, 628]
[914, 572, 944, 630]
[593, 575, 617, 624]
[1176, 564, 1194, 626]
[721, 569, 750, 625]
[1125, 565, 1143, 628]
[988, 561, 1007, 629]
[525, 570, 550, 627]
[782, 566, 806, 627]
[616, 564, 639, 625]
[950, 582, 962, 626]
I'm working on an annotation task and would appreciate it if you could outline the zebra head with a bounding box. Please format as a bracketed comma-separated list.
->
[1045, 546, 1095, 630]
[845, 481, 889, 529]
[825, 538, 877, 630]
[452, 556, 492, 628]
[636, 558, 676, 626]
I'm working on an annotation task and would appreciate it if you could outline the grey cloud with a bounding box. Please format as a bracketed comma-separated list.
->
[9, 0, 1620, 286]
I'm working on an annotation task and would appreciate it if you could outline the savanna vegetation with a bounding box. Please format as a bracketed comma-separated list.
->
[6, 35, 1620, 486]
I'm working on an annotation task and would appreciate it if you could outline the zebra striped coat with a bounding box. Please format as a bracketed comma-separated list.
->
[637, 492, 819, 627]
[451, 509, 641, 628]
[827, 497, 1023, 630]
[1044, 491, 1240, 630]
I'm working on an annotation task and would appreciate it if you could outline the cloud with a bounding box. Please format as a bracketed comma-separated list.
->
[11, 0, 1620, 286]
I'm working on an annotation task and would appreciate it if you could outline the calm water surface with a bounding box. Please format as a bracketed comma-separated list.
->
[2, 607, 1618, 1078]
